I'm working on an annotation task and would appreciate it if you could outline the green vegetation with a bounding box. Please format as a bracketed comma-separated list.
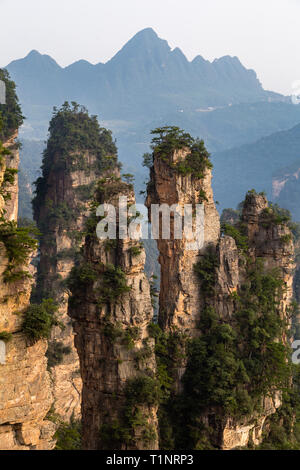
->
[32, 102, 119, 228]
[281, 234, 293, 245]
[148, 324, 185, 398]
[0, 218, 38, 283]
[150, 126, 194, 156]
[102, 320, 123, 341]
[96, 263, 131, 305]
[122, 173, 134, 187]
[67, 262, 98, 291]
[142, 152, 153, 169]
[147, 323, 188, 449]
[96, 175, 130, 201]
[125, 375, 161, 406]
[144, 127, 212, 203]
[257, 366, 300, 450]
[100, 375, 160, 449]
[44, 200, 81, 231]
[0, 140, 10, 168]
[0, 167, 18, 202]
[174, 139, 212, 179]
[0, 331, 12, 342]
[75, 182, 96, 202]
[149, 274, 159, 308]
[150, 195, 297, 449]
[262, 203, 291, 227]
[22, 299, 60, 342]
[121, 326, 141, 350]
[148, 127, 213, 180]
[0, 114, 37, 284]
[134, 340, 153, 368]
[128, 244, 143, 257]
[68, 261, 131, 308]
[221, 223, 248, 252]
[193, 248, 219, 296]
[54, 419, 82, 450]
[102, 321, 140, 350]
[0, 69, 24, 140]
[168, 256, 293, 449]
[104, 239, 117, 252]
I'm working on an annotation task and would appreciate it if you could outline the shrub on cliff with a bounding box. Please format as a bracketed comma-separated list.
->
[148, 126, 213, 179]
[0, 218, 38, 283]
[54, 417, 82, 450]
[22, 298, 60, 342]
[0, 331, 13, 342]
[0, 69, 24, 140]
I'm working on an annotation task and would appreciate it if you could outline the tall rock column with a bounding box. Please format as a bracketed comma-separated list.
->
[68, 175, 159, 450]
[145, 128, 296, 450]
[146, 140, 220, 332]
[219, 192, 295, 449]
[33, 103, 119, 421]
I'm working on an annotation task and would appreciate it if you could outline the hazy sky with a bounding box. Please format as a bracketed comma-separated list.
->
[1, 0, 300, 95]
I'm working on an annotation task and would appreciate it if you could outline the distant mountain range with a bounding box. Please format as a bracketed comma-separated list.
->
[5, 28, 300, 219]
[7, 28, 282, 126]
[7, 28, 294, 148]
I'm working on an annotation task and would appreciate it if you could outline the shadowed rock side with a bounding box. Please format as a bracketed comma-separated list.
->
[33, 103, 119, 422]
[68, 175, 158, 450]
[145, 129, 295, 450]
[0, 131, 54, 450]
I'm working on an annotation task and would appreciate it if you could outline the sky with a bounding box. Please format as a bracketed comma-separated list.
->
[1, 0, 300, 95]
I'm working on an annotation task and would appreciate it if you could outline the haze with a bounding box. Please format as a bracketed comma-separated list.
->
[1, 0, 300, 95]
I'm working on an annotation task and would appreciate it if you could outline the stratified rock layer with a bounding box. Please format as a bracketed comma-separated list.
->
[69, 176, 158, 450]
[146, 147, 220, 332]
[35, 150, 104, 420]
[147, 145, 295, 449]
[0, 133, 54, 450]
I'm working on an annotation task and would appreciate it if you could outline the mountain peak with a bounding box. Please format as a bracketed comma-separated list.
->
[132, 27, 158, 40]
[7, 49, 62, 75]
[107, 28, 170, 65]
[26, 49, 42, 58]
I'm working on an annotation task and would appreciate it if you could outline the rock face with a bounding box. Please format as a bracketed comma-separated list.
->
[0, 133, 54, 450]
[2, 131, 19, 221]
[217, 194, 294, 448]
[68, 175, 158, 450]
[34, 153, 91, 422]
[33, 105, 119, 422]
[146, 136, 295, 450]
[146, 147, 220, 332]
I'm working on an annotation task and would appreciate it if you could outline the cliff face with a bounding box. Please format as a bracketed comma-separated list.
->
[34, 151, 96, 421]
[219, 193, 294, 449]
[0, 133, 54, 450]
[146, 147, 220, 332]
[68, 175, 158, 450]
[145, 131, 295, 450]
[2, 132, 19, 221]
[33, 105, 119, 422]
